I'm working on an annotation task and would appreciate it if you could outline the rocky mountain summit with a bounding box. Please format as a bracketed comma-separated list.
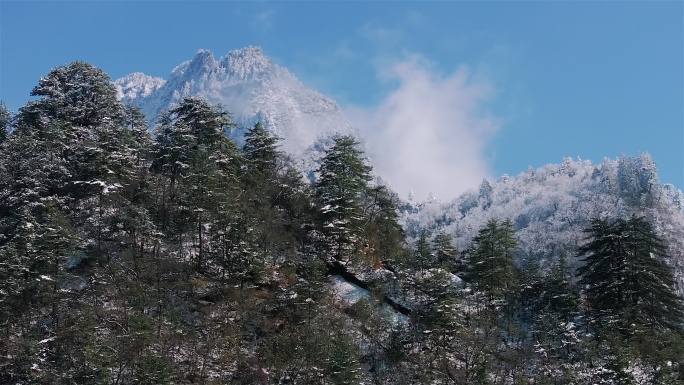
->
[114, 47, 359, 171]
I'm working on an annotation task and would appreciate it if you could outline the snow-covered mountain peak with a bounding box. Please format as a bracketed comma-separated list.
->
[222, 46, 273, 81]
[188, 49, 220, 75]
[169, 49, 221, 80]
[168, 47, 276, 83]
[114, 72, 165, 100]
[115, 46, 359, 173]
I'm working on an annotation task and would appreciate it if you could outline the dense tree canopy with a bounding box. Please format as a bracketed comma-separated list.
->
[577, 215, 684, 335]
[1, 61, 683, 385]
[20, 61, 123, 129]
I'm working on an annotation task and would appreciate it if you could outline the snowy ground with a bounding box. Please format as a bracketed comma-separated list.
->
[328, 274, 371, 306]
[328, 274, 409, 325]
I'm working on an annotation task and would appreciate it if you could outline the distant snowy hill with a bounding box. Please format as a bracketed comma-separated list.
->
[114, 47, 359, 172]
[402, 154, 684, 291]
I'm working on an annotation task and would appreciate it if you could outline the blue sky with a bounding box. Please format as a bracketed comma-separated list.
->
[1, 1, 682, 197]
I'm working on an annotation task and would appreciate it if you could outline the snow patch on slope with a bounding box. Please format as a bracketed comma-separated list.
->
[329, 275, 370, 306]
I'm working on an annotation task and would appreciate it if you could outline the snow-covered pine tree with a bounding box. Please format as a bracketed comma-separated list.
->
[242, 121, 281, 177]
[314, 135, 372, 263]
[433, 231, 457, 270]
[152, 97, 242, 271]
[362, 184, 404, 267]
[25, 61, 124, 129]
[466, 218, 518, 305]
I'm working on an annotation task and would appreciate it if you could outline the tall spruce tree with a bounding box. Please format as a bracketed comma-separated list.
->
[466, 218, 518, 304]
[152, 97, 241, 270]
[433, 231, 457, 271]
[414, 232, 431, 273]
[362, 185, 404, 267]
[21, 61, 123, 129]
[242, 122, 281, 177]
[11, 61, 139, 239]
[576, 216, 684, 335]
[241, 121, 283, 210]
[314, 136, 372, 262]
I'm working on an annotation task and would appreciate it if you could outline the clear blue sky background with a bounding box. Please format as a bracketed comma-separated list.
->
[1, 1, 682, 194]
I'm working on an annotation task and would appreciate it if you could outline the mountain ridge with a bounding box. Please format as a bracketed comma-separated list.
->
[402, 154, 684, 291]
[114, 47, 359, 172]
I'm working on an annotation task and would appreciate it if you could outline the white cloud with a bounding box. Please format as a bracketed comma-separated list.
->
[346, 55, 499, 201]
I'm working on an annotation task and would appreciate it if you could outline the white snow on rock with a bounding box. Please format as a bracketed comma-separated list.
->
[114, 46, 360, 174]
[328, 275, 370, 306]
[114, 72, 165, 100]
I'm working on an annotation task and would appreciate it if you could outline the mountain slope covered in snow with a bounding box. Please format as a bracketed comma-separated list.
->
[114, 47, 359, 172]
[403, 154, 684, 290]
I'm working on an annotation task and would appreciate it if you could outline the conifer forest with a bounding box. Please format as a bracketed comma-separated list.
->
[1, 62, 683, 384]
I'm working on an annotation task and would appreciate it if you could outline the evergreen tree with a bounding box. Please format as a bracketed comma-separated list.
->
[242, 122, 281, 178]
[240, 122, 287, 242]
[0, 204, 77, 382]
[314, 136, 372, 262]
[576, 216, 684, 335]
[122, 105, 153, 166]
[414, 231, 431, 273]
[152, 97, 241, 270]
[0, 102, 11, 142]
[19, 61, 123, 127]
[11, 61, 141, 237]
[523, 252, 580, 370]
[152, 98, 237, 186]
[0, 118, 72, 254]
[466, 218, 518, 304]
[477, 179, 493, 209]
[327, 333, 363, 385]
[15, 63, 126, 177]
[362, 184, 404, 267]
[546, 251, 579, 322]
[433, 231, 457, 270]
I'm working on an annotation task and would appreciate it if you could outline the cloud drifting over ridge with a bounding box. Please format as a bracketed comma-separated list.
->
[346, 56, 500, 201]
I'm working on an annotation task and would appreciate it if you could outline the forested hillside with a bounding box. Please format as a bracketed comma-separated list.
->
[403, 155, 684, 292]
[1, 62, 683, 384]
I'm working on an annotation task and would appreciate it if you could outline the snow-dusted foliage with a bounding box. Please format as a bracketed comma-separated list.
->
[4, 58, 684, 384]
[402, 155, 684, 289]
[115, 47, 360, 173]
